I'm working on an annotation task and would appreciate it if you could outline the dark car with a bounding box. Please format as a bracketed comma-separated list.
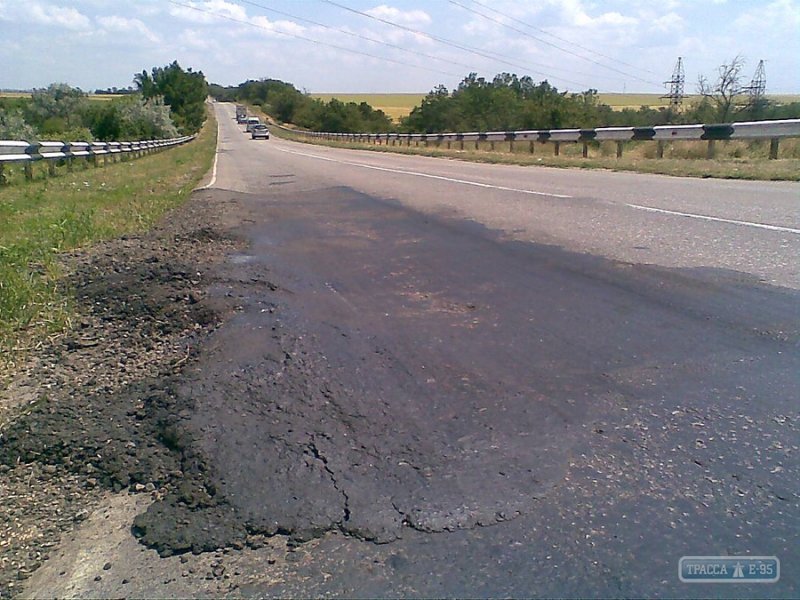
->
[251, 124, 270, 140]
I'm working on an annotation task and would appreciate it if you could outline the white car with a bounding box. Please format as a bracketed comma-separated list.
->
[251, 125, 270, 140]
[244, 117, 260, 132]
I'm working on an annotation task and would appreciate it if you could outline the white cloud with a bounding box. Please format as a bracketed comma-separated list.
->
[168, 0, 248, 25]
[0, 0, 92, 30]
[177, 28, 220, 51]
[365, 4, 431, 26]
[97, 15, 160, 44]
[651, 11, 684, 33]
[571, 9, 638, 29]
[733, 0, 800, 32]
[251, 15, 306, 37]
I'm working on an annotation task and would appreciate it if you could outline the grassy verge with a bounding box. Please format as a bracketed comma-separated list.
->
[276, 130, 800, 181]
[0, 111, 217, 367]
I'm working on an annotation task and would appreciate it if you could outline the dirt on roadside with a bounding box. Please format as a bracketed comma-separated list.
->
[0, 191, 244, 597]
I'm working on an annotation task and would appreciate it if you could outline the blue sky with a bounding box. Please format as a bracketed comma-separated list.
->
[1, 0, 798, 95]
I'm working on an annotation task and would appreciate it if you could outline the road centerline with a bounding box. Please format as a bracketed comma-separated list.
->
[624, 202, 800, 235]
[274, 147, 573, 199]
[275, 147, 798, 236]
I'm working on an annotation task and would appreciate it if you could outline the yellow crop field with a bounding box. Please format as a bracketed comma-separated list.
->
[598, 93, 672, 110]
[599, 93, 799, 110]
[310, 93, 426, 122]
[0, 92, 118, 101]
[312, 92, 799, 118]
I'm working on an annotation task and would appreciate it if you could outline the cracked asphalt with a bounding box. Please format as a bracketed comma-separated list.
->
[19, 103, 800, 598]
[132, 176, 798, 596]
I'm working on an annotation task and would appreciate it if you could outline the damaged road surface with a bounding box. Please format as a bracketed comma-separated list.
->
[13, 103, 800, 598]
[134, 186, 604, 552]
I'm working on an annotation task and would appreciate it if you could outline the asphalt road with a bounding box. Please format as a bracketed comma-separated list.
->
[173, 104, 798, 597]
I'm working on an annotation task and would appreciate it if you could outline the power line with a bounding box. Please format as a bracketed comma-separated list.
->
[661, 57, 685, 110]
[744, 60, 767, 103]
[464, 0, 659, 78]
[320, 0, 593, 89]
[165, 0, 461, 79]
[237, 0, 476, 73]
[448, 0, 662, 89]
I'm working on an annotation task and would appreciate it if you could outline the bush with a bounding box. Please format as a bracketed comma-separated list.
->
[0, 107, 36, 141]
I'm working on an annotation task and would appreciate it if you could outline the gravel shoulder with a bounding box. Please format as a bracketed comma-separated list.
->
[0, 190, 246, 597]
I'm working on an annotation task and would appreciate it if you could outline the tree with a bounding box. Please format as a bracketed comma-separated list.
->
[86, 96, 179, 141]
[696, 55, 746, 123]
[136, 61, 207, 134]
[27, 83, 88, 132]
[0, 107, 36, 140]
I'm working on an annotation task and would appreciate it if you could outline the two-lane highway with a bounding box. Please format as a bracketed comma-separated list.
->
[212, 102, 800, 290]
[145, 103, 800, 597]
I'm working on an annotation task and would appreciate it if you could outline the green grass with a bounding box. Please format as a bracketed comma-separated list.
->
[0, 112, 217, 361]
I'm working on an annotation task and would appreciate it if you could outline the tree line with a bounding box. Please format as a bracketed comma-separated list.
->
[210, 79, 395, 134]
[0, 61, 207, 142]
[212, 59, 799, 135]
[401, 70, 799, 134]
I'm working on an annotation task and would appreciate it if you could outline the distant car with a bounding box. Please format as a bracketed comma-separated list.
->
[244, 116, 260, 132]
[251, 124, 270, 140]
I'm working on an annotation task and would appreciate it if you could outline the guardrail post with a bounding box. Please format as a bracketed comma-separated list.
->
[48, 161, 56, 176]
[0, 164, 5, 186]
[554, 141, 560, 156]
[657, 140, 664, 159]
[769, 138, 779, 160]
[529, 141, 535, 154]
[24, 162, 33, 181]
[616, 141, 624, 158]
[582, 141, 589, 158]
[706, 139, 716, 159]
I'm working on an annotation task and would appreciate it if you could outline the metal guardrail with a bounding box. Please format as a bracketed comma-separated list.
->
[0, 135, 196, 182]
[282, 118, 800, 159]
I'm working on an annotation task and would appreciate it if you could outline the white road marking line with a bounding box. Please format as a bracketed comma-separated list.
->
[275, 147, 573, 199]
[197, 112, 221, 190]
[273, 146, 799, 235]
[625, 203, 800, 235]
